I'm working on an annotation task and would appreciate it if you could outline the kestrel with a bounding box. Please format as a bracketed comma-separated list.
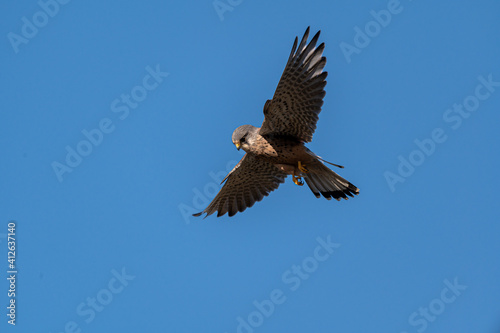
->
[194, 27, 359, 218]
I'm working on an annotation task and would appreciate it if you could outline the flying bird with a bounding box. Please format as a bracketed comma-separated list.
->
[194, 27, 359, 218]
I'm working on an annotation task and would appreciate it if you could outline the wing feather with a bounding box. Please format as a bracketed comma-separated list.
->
[260, 27, 328, 142]
[193, 154, 287, 218]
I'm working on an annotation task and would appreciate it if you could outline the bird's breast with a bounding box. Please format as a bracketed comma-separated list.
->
[250, 135, 310, 164]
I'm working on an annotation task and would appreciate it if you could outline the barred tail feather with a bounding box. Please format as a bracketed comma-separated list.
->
[303, 160, 359, 201]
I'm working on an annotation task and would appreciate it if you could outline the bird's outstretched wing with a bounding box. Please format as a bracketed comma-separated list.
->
[193, 154, 287, 218]
[259, 27, 327, 143]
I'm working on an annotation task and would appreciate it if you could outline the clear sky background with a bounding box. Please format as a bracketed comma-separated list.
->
[1, 1, 500, 332]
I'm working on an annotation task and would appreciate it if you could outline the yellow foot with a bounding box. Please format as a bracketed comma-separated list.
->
[298, 161, 308, 173]
[293, 174, 304, 186]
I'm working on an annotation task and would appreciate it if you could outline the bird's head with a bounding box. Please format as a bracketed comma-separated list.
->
[232, 125, 258, 152]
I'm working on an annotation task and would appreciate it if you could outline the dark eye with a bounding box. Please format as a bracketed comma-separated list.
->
[240, 137, 246, 143]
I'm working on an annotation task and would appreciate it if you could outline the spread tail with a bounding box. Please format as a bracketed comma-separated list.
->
[303, 160, 359, 200]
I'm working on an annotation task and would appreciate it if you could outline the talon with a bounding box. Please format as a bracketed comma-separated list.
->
[298, 161, 308, 173]
[293, 174, 304, 186]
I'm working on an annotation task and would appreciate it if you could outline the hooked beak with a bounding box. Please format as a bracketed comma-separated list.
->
[235, 142, 241, 150]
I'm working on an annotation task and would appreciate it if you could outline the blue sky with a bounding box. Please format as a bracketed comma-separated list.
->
[1, 0, 500, 332]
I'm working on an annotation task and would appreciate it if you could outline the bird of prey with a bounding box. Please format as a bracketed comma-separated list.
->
[194, 27, 359, 218]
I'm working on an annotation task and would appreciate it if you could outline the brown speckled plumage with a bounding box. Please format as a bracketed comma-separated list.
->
[194, 27, 359, 218]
